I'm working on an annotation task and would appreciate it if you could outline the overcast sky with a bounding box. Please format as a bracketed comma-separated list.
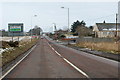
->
[0, 1, 118, 32]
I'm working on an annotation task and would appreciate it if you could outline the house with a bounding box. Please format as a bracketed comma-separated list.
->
[93, 23, 120, 38]
[54, 29, 68, 34]
[53, 29, 68, 40]
[118, 1, 120, 23]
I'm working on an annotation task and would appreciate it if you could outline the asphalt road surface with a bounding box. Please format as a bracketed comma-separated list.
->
[3, 38, 119, 79]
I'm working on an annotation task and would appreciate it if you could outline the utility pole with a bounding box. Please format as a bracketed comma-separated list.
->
[115, 13, 118, 39]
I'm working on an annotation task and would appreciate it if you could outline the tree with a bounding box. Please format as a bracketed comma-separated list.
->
[74, 22, 94, 37]
[103, 20, 106, 23]
[1, 29, 8, 36]
[80, 20, 86, 26]
[29, 25, 42, 36]
[76, 27, 93, 37]
[71, 20, 86, 33]
[89, 26, 93, 29]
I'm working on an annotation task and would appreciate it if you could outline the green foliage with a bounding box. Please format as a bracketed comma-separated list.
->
[29, 26, 42, 35]
[2, 41, 19, 49]
[71, 20, 86, 33]
[0, 29, 8, 36]
[89, 26, 93, 29]
[60, 35, 66, 38]
[73, 33, 78, 36]
[8, 41, 19, 47]
[49, 33, 54, 38]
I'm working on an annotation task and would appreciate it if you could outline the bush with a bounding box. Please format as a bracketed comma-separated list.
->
[60, 35, 66, 38]
[8, 41, 19, 47]
[2, 39, 38, 67]
[1, 41, 9, 49]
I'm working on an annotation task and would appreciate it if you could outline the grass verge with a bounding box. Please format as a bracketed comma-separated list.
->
[75, 42, 120, 54]
[0, 38, 38, 67]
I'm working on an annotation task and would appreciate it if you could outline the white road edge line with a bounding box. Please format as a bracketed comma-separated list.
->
[0, 45, 37, 79]
[47, 42, 90, 78]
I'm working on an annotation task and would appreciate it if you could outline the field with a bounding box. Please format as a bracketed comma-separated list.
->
[75, 42, 120, 54]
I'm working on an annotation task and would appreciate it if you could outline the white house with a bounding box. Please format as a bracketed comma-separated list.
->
[118, 1, 120, 23]
[93, 23, 120, 38]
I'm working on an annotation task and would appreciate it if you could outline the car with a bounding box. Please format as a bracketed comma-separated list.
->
[41, 36, 44, 39]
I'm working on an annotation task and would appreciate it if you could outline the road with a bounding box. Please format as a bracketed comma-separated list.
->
[3, 38, 119, 79]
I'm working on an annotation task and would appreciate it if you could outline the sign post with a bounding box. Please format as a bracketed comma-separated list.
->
[8, 23, 23, 46]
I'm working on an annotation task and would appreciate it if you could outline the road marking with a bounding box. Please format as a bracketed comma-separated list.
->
[48, 43, 62, 57]
[47, 42, 90, 78]
[52, 47, 54, 50]
[54, 51, 62, 57]
[63, 58, 89, 78]
[0, 45, 37, 79]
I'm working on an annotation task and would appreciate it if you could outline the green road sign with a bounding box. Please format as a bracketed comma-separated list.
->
[8, 23, 23, 32]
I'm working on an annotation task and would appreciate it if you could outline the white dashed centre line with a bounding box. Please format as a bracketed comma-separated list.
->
[47, 42, 90, 78]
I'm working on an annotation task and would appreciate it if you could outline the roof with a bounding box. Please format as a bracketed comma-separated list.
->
[96, 23, 120, 31]
[54, 29, 68, 33]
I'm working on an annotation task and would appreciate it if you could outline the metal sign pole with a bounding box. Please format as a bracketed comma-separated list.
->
[18, 35, 19, 42]
[12, 32, 13, 42]
[116, 13, 118, 38]
[18, 33, 19, 47]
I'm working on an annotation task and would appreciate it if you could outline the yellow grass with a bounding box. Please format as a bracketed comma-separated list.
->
[76, 42, 120, 54]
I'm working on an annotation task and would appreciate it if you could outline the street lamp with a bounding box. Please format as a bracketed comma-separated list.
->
[31, 15, 37, 41]
[61, 7, 70, 32]
[61, 7, 70, 44]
